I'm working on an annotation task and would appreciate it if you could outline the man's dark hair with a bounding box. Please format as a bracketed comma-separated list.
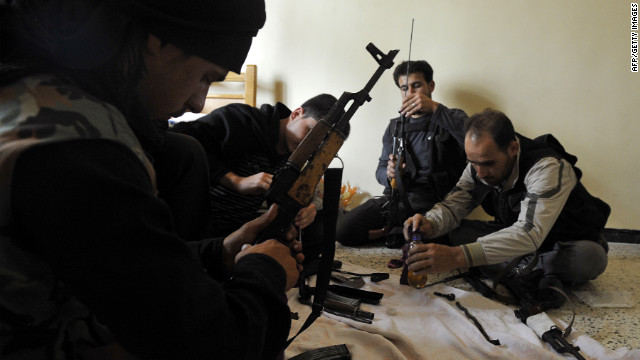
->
[300, 94, 336, 120]
[463, 109, 516, 151]
[0, 0, 260, 152]
[392, 60, 434, 87]
[1, 3, 151, 118]
[1, 0, 266, 109]
[300, 93, 350, 138]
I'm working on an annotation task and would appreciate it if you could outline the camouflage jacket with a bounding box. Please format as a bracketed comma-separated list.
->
[0, 74, 292, 360]
[0, 74, 154, 359]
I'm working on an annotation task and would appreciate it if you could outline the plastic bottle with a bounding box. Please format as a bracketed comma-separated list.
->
[407, 230, 428, 289]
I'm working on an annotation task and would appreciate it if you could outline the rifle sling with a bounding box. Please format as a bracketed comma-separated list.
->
[286, 167, 342, 348]
[392, 116, 414, 215]
[394, 156, 414, 215]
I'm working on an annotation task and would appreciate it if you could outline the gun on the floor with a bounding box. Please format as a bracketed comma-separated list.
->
[520, 311, 586, 360]
[255, 43, 398, 244]
[423, 270, 499, 301]
[505, 259, 585, 359]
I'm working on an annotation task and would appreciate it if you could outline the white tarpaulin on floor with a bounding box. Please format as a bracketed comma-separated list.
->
[285, 264, 640, 360]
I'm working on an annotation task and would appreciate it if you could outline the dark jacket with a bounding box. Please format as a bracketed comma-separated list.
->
[170, 103, 291, 234]
[376, 104, 467, 203]
[0, 74, 291, 360]
[473, 134, 610, 251]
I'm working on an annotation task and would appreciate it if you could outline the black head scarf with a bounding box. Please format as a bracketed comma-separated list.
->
[103, 0, 266, 73]
[1, 0, 265, 153]
[2, 0, 265, 73]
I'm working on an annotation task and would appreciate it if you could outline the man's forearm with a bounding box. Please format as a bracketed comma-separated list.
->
[219, 171, 242, 191]
[470, 157, 578, 266]
[424, 165, 476, 237]
[451, 245, 470, 269]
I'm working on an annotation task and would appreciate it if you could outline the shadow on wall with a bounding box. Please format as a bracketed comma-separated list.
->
[257, 79, 286, 105]
[447, 87, 501, 221]
[448, 87, 501, 116]
[273, 80, 285, 104]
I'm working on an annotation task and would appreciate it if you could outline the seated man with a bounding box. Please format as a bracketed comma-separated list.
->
[336, 60, 467, 248]
[405, 109, 610, 308]
[171, 94, 344, 262]
[0, 0, 303, 358]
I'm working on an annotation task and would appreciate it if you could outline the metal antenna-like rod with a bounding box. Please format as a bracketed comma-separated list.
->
[404, 18, 414, 99]
[400, 18, 414, 140]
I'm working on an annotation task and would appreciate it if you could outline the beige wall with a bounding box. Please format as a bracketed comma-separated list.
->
[244, 0, 639, 230]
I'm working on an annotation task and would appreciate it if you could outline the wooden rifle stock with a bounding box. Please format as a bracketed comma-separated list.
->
[389, 116, 406, 191]
[255, 43, 399, 244]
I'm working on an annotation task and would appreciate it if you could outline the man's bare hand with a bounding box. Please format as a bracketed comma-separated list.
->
[236, 240, 300, 290]
[223, 204, 303, 274]
[403, 213, 435, 239]
[222, 171, 273, 195]
[406, 243, 467, 275]
[294, 204, 317, 229]
[386, 154, 406, 179]
[399, 93, 439, 118]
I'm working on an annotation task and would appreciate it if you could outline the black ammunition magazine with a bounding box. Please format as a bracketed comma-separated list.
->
[289, 344, 351, 360]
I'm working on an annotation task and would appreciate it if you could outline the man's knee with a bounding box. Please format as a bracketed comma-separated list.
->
[335, 199, 384, 246]
[335, 232, 365, 246]
[549, 240, 608, 283]
[571, 240, 608, 279]
[335, 217, 368, 246]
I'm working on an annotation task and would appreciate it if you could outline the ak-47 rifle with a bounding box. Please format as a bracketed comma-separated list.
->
[255, 43, 399, 244]
[260, 43, 398, 352]
[506, 259, 585, 360]
[381, 20, 414, 248]
[383, 114, 413, 239]
[518, 310, 585, 360]
[427, 259, 586, 359]
[389, 117, 406, 194]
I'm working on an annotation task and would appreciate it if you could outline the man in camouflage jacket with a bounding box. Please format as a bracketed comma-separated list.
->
[0, 0, 302, 359]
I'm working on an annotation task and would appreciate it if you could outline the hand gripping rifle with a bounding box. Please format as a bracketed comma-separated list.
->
[381, 20, 414, 245]
[257, 44, 398, 353]
[389, 118, 406, 194]
[389, 18, 414, 200]
[384, 114, 414, 231]
[255, 43, 399, 245]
